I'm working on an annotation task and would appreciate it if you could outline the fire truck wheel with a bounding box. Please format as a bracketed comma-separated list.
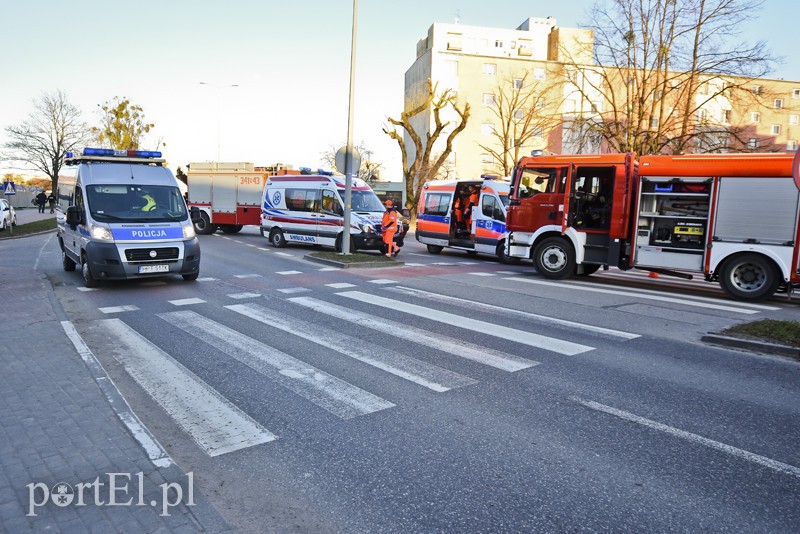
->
[194, 212, 216, 235]
[270, 228, 287, 248]
[426, 244, 443, 254]
[719, 254, 780, 301]
[220, 225, 243, 234]
[533, 237, 575, 279]
[496, 240, 521, 264]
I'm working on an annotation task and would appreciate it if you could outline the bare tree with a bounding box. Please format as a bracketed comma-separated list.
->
[383, 79, 470, 210]
[320, 141, 384, 184]
[479, 71, 562, 175]
[561, 0, 777, 155]
[92, 96, 157, 150]
[3, 90, 91, 192]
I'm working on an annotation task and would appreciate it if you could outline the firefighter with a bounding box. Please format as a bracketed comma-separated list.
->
[452, 195, 465, 233]
[381, 199, 399, 257]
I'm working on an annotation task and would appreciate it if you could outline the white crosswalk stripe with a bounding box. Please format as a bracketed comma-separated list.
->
[158, 310, 394, 419]
[92, 319, 276, 456]
[288, 296, 538, 372]
[227, 303, 477, 392]
[336, 291, 594, 356]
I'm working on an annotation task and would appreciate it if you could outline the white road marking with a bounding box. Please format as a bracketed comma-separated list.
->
[277, 270, 302, 275]
[276, 252, 293, 257]
[159, 311, 394, 419]
[258, 247, 271, 251]
[233, 240, 243, 244]
[573, 397, 800, 479]
[468, 272, 495, 277]
[99, 305, 139, 314]
[338, 291, 593, 356]
[326, 283, 356, 289]
[96, 319, 275, 456]
[61, 321, 172, 467]
[459, 262, 479, 265]
[403, 262, 425, 266]
[277, 287, 311, 294]
[246, 244, 257, 247]
[495, 271, 521, 275]
[389, 286, 639, 340]
[77, 287, 100, 292]
[169, 298, 206, 306]
[221, 236, 232, 240]
[228, 292, 262, 300]
[288, 296, 538, 372]
[507, 277, 760, 314]
[235, 274, 262, 278]
[227, 303, 476, 392]
[407, 253, 428, 257]
[368, 279, 397, 285]
[197, 277, 218, 282]
[433, 262, 458, 266]
[317, 267, 340, 271]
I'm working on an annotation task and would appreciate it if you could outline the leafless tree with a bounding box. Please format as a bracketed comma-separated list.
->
[3, 91, 91, 192]
[383, 79, 470, 210]
[561, 0, 778, 155]
[320, 141, 384, 184]
[479, 71, 562, 175]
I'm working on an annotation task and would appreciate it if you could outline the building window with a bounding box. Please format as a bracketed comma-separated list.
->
[722, 109, 732, 123]
[790, 114, 799, 126]
[483, 63, 497, 76]
[534, 68, 546, 80]
[513, 78, 523, 90]
[480, 153, 493, 164]
[775, 98, 784, 109]
[481, 123, 495, 136]
[697, 109, 708, 122]
[748, 138, 760, 149]
[788, 140, 798, 151]
[482, 93, 496, 106]
[650, 118, 659, 128]
[513, 109, 524, 120]
[750, 112, 761, 123]
[510, 41, 517, 49]
[531, 127, 543, 138]
[752, 85, 763, 95]
[772, 124, 782, 135]
[793, 89, 800, 99]
[495, 40, 504, 48]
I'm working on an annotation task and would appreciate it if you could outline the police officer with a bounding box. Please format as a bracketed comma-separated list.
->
[381, 199, 399, 257]
[139, 193, 156, 212]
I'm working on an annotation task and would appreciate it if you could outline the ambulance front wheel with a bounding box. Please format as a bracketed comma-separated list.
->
[719, 253, 780, 301]
[335, 234, 356, 253]
[270, 228, 287, 248]
[427, 244, 443, 254]
[496, 240, 520, 265]
[533, 237, 575, 279]
[194, 212, 216, 235]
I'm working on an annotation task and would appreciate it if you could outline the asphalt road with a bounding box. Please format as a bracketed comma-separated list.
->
[35, 227, 800, 532]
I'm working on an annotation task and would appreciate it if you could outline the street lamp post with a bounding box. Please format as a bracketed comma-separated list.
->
[342, 0, 358, 255]
[199, 81, 239, 162]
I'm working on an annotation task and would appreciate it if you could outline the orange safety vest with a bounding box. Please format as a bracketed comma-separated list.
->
[382, 209, 397, 231]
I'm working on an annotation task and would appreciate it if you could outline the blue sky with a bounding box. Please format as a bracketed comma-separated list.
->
[1, 0, 796, 181]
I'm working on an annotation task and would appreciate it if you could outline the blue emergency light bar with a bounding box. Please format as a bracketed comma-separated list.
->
[66, 148, 163, 159]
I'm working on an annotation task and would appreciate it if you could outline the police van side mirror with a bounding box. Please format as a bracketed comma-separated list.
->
[190, 206, 202, 223]
[66, 206, 82, 227]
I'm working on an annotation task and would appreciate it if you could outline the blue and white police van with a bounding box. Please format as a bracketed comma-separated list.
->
[56, 148, 201, 287]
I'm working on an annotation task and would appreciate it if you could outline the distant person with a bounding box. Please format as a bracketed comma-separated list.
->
[47, 192, 56, 214]
[381, 199, 399, 257]
[35, 191, 47, 214]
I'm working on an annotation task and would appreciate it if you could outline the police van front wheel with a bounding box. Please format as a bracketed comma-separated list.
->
[81, 254, 100, 288]
[183, 272, 199, 281]
[62, 249, 76, 272]
[270, 229, 287, 248]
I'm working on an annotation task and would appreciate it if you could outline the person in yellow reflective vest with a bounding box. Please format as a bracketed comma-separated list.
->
[139, 194, 156, 212]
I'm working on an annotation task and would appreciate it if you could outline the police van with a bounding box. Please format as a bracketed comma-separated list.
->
[416, 176, 516, 263]
[56, 148, 201, 287]
[260, 172, 406, 252]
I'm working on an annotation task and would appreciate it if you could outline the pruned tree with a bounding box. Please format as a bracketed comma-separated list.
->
[383, 79, 470, 210]
[92, 96, 156, 150]
[320, 141, 384, 184]
[561, 0, 778, 155]
[2, 90, 91, 193]
[479, 71, 562, 176]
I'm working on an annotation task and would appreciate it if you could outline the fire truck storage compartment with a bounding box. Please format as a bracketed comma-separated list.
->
[713, 177, 800, 245]
[634, 178, 710, 271]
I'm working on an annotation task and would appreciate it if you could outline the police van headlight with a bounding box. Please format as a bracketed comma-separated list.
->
[90, 225, 112, 240]
[183, 224, 196, 239]
[358, 223, 375, 234]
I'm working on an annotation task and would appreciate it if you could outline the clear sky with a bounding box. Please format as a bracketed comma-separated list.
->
[1, 0, 796, 181]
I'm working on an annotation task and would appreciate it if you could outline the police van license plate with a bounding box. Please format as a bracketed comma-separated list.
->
[139, 264, 169, 274]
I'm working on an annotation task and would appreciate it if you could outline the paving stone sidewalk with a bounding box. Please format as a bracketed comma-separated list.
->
[0, 234, 231, 533]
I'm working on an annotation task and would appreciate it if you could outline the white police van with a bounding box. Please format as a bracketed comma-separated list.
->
[56, 148, 201, 287]
[260, 172, 406, 252]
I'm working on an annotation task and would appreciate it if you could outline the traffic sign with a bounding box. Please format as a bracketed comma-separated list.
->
[335, 146, 361, 175]
[2, 181, 15, 196]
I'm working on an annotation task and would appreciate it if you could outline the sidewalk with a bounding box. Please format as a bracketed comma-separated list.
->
[0, 233, 231, 532]
[14, 206, 56, 225]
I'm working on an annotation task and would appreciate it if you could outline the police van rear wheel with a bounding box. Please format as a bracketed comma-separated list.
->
[270, 228, 287, 248]
[194, 212, 216, 235]
[427, 244, 443, 254]
[81, 254, 99, 288]
[62, 249, 76, 272]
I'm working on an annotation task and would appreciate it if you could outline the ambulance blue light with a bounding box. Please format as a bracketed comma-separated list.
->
[481, 174, 500, 180]
[318, 169, 333, 176]
[530, 150, 544, 156]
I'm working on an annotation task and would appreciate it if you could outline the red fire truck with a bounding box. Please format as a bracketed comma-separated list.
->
[506, 152, 800, 301]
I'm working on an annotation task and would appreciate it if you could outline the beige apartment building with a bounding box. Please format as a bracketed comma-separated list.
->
[404, 17, 800, 180]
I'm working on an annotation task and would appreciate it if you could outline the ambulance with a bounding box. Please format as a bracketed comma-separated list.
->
[260, 173, 406, 252]
[56, 148, 201, 288]
[416, 176, 516, 262]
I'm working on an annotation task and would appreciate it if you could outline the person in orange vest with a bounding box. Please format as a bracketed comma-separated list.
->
[452, 195, 464, 233]
[463, 186, 480, 235]
[381, 199, 399, 257]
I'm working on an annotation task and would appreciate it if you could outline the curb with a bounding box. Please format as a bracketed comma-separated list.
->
[0, 228, 57, 240]
[701, 333, 800, 359]
[304, 253, 405, 269]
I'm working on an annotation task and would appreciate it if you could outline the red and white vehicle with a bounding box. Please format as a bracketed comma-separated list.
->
[187, 162, 272, 235]
[506, 152, 800, 301]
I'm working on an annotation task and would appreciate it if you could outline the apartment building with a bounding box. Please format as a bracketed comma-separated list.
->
[404, 17, 800, 180]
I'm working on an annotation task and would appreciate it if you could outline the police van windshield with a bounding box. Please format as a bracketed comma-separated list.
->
[342, 190, 385, 212]
[86, 185, 188, 222]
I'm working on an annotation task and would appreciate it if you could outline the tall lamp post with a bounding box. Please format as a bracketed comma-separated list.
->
[341, 0, 358, 255]
[199, 81, 239, 162]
